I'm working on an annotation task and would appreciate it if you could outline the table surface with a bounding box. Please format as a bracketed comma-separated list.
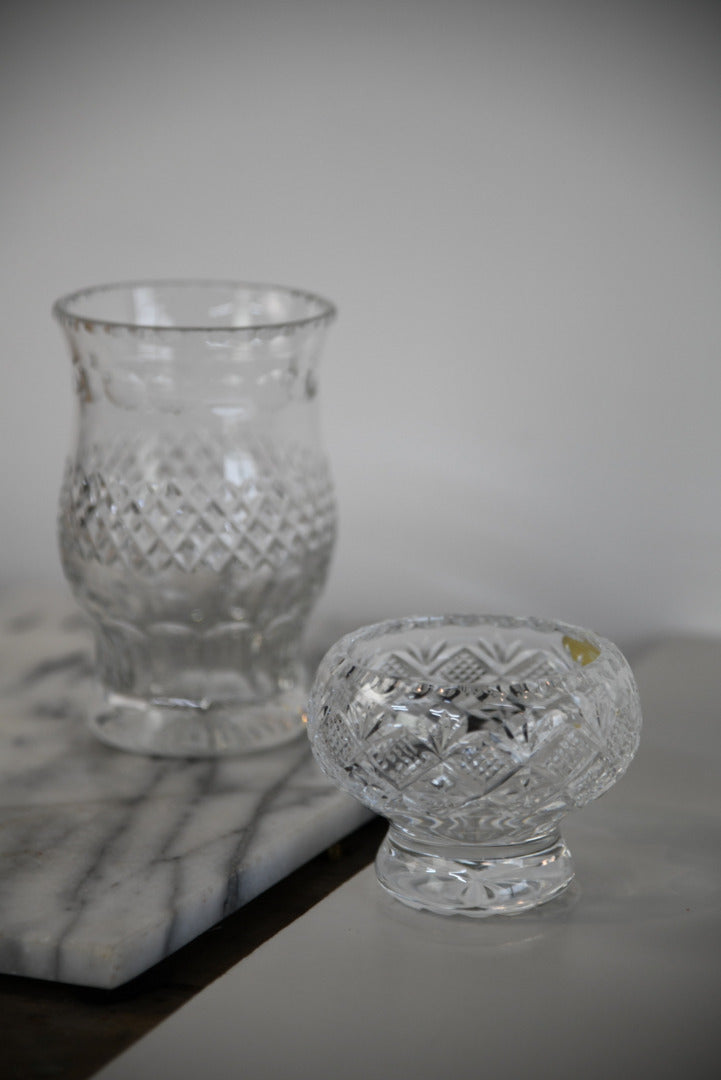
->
[4, 627, 721, 1079]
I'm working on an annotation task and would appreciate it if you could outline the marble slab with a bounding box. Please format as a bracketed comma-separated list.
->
[0, 591, 369, 989]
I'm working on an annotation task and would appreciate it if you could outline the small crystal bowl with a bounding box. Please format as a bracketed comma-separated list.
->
[307, 615, 642, 917]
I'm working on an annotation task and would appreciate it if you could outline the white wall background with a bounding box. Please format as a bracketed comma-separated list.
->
[1, 0, 719, 653]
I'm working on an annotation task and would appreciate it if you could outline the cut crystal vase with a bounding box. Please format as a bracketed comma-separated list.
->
[307, 615, 642, 917]
[55, 280, 337, 757]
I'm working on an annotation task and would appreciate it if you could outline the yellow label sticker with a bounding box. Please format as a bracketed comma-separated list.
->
[562, 635, 601, 666]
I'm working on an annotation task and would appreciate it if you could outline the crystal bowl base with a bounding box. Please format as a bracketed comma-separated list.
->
[89, 687, 307, 757]
[375, 827, 575, 917]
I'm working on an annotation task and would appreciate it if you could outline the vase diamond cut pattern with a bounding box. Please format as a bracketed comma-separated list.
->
[308, 615, 642, 917]
[55, 280, 337, 757]
[62, 432, 335, 579]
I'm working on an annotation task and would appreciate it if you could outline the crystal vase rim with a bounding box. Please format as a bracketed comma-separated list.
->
[317, 613, 615, 696]
[52, 278, 337, 336]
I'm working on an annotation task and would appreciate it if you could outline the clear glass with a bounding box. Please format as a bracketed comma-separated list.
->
[307, 614, 642, 916]
[55, 280, 337, 757]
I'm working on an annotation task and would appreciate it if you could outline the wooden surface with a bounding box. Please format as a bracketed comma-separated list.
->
[2, 817, 385, 1080]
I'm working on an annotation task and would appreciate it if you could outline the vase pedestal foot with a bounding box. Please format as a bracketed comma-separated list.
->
[375, 827, 575, 917]
[89, 688, 307, 758]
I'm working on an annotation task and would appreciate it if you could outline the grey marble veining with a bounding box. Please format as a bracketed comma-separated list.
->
[0, 591, 369, 988]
